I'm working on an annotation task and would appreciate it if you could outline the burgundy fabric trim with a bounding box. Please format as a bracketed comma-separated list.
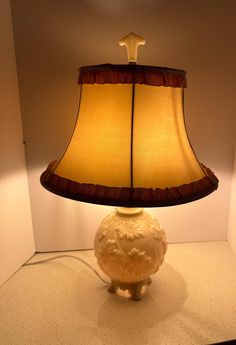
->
[78, 64, 187, 88]
[40, 161, 218, 207]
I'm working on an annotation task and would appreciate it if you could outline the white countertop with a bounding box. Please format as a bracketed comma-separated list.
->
[0, 241, 236, 345]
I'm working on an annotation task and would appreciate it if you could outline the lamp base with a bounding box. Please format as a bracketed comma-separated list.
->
[108, 277, 152, 301]
[94, 207, 167, 300]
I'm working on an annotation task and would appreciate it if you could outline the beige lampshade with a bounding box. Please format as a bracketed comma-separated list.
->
[41, 64, 218, 206]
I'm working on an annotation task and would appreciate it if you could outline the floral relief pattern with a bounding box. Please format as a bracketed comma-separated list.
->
[128, 248, 152, 262]
[115, 221, 144, 240]
[104, 239, 124, 256]
[94, 210, 167, 282]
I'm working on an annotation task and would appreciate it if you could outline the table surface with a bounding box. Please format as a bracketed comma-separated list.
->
[0, 241, 236, 345]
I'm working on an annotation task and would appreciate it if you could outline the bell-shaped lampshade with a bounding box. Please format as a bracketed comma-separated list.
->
[41, 64, 218, 207]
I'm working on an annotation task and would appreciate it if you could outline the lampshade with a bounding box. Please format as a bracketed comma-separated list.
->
[41, 63, 218, 207]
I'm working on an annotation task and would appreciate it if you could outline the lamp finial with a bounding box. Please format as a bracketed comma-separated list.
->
[119, 32, 146, 64]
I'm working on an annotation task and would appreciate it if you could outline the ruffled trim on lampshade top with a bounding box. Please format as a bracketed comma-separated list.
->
[40, 161, 218, 207]
[78, 64, 187, 88]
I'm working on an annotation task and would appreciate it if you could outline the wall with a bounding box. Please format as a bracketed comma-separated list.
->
[0, 0, 35, 285]
[11, 0, 236, 251]
[228, 146, 236, 254]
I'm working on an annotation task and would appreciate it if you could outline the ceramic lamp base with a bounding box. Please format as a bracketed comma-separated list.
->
[94, 207, 167, 300]
[108, 277, 152, 301]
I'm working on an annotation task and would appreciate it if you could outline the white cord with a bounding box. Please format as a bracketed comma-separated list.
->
[23, 254, 109, 284]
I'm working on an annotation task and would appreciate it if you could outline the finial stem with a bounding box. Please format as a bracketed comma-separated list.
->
[119, 33, 146, 64]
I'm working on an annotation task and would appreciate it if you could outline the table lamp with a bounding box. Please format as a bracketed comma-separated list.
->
[41, 33, 218, 300]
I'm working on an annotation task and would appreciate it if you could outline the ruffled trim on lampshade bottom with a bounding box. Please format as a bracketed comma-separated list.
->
[40, 161, 219, 207]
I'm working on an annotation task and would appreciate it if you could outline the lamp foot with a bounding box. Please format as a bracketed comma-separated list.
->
[108, 278, 152, 301]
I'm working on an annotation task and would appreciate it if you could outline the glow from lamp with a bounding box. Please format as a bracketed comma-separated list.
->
[40, 33, 218, 300]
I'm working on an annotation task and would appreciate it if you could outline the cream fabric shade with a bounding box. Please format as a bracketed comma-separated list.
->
[41, 64, 218, 207]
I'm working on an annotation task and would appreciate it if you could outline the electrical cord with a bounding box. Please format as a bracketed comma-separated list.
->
[23, 254, 109, 284]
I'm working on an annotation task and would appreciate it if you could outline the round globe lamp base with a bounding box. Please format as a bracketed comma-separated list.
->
[94, 207, 167, 300]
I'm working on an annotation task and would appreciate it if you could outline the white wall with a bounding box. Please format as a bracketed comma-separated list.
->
[11, 0, 236, 251]
[228, 146, 236, 254]
[0, 0, 35, 285]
